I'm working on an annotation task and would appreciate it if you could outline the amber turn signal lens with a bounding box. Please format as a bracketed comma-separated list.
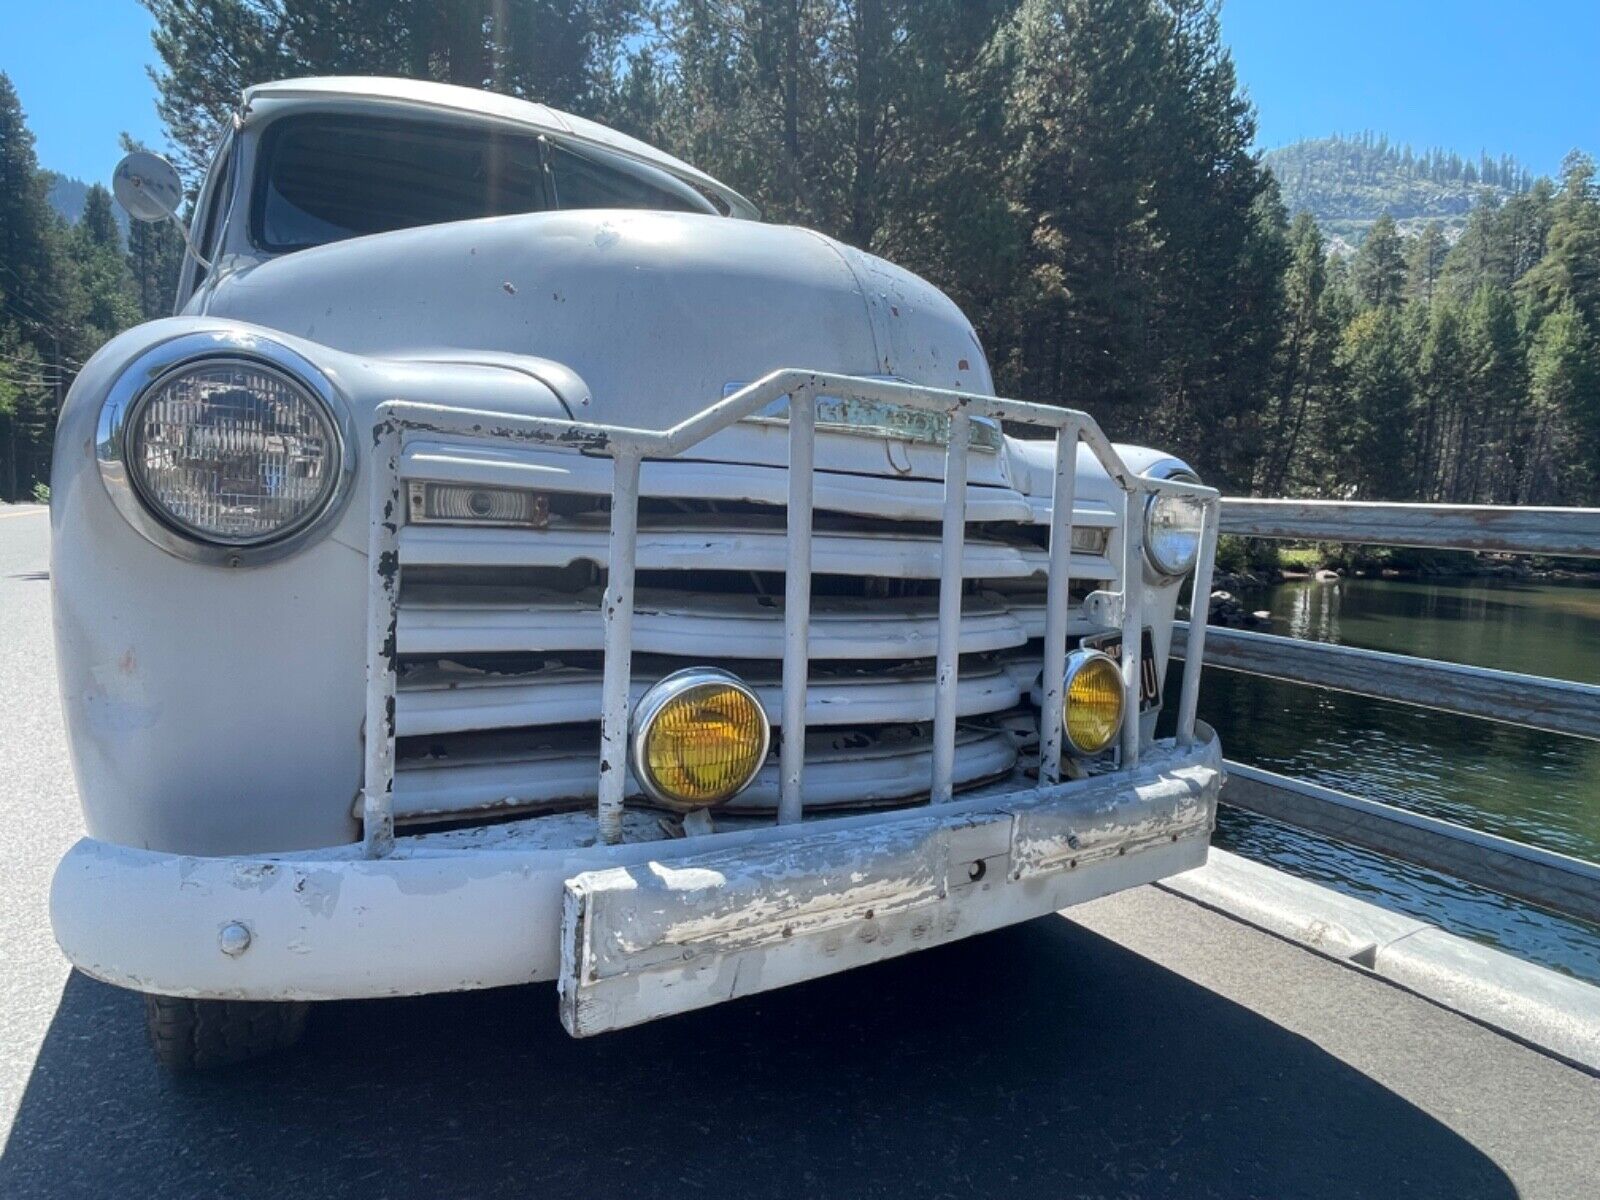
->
[631, 669, 770, 810]
[1062, 650, 1125, 755]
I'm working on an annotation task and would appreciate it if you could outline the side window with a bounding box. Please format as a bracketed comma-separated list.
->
[545, 143, 707, 214]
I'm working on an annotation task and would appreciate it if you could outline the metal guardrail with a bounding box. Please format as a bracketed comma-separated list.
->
[361, 371, 1221, 857]
[1219, 498, 1600, 557]
[1189, 496, 1600, 925]
[1170, 623, 1600, 740]
[1222, 763, 1600, 927]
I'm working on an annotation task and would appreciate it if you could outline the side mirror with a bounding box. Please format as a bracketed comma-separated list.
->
[112, 151, 184, 223]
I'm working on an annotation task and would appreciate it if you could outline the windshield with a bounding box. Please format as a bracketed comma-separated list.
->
[251, 114, 715, 252]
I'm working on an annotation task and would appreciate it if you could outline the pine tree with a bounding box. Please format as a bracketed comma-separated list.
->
[1522, 152, 1600, 324]
[69, 188, 140, 350]
[1352, 213, 1405, 308]
[0, 72, 75, 499]
[1526, 300, 1600, 502]
[1262, 213, 1337, 494]
[1336, 307, 1414, 498]
[1413, 301, 1469, 498]
[1404, 221, 1447, 305]
[1459, 285, 1528, 501]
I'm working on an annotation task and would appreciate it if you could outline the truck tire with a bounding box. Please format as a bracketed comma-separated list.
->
[144, 994, 310, 1071]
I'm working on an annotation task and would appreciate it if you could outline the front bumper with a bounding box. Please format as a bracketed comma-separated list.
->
[52, 732, 1220, 1031]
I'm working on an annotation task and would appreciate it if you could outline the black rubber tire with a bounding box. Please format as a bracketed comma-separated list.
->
[144, 994, 310, 1071]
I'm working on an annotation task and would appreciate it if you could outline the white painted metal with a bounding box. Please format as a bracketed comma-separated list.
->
[779, 391, 815, 825]
[359, 380, 1217, 852]
[1119, 485, 1146, 768]
[561, 741, 1217, 1033]
[1220, 497, 1600, 558]
[48, 734, 1220, 1003]
[403, 440, 1041, 523]
[362, 423, 402, 858]
[48, 85, 1228, 1028]
[396, 588, 1030, 659]
[1037, 422, 1080, 785]
[1221, 762, 1600, 926]
[1171, 621, 1600, 741]
[389, 725, 1019, 822]
[597, 450, 642, 845]
[1175, 500, 1220, 747]
[931, 412, 971, 804]
[396, 519, 1114, 580]
[393, 660, 1024, 737]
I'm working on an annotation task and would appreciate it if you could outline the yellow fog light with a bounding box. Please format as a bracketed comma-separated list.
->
[630, 669, 771, 810]
[1062, 649, 1125, 755]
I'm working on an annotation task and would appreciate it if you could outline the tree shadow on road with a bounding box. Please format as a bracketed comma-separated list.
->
[0, 917, 1514, 1200]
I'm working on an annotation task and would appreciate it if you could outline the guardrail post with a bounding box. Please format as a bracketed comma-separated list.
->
[778, 387, 815, 825]
[1120, 484, 1145, 769]
[1037, 421, 1080, 786]
[1176, 499, 1219, 747]
[597, 448, 643, 845]
[361, 419, 403, 859]
[930, 409, 971, 804]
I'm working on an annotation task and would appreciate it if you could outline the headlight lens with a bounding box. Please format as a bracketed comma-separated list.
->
[126, 358, 341, 545]
[1144, 491, 1206, 577]
[1062, 649, 1125, 755]
[630, 669, 771, 810]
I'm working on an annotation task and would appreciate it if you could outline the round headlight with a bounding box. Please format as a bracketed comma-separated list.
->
[1062, 649, 1125, 756]
[1144, 490, 1206, 577]
[125, 357, 342, 546]
[630, 669, 771, 811]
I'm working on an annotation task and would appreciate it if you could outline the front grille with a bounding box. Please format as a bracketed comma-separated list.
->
[359, 374, 1218, 859]
[383, 441, 1122, 828]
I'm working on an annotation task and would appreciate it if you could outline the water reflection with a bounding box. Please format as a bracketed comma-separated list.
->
[1183, 575, 1600, 983]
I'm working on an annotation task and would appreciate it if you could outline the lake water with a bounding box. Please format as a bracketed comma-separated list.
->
[1173, 575, 1600, 984]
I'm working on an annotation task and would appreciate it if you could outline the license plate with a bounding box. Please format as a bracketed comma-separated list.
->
[1083, 628, 1161, 710]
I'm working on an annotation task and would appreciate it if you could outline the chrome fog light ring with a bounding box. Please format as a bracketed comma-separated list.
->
[96, 331, 356, 566]
[1061, 648, 1126, 756]
[629, 667, 772, 811]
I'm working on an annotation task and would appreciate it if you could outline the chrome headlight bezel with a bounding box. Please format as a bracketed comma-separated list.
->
[1142, 463, 1204, 578]
[96, 332, 356, 566]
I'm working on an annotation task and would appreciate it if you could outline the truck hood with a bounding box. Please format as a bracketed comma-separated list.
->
[194, 210, 1176, 494]
[198, 210, 993, 429]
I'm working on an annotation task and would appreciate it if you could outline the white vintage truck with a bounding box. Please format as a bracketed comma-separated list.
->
[49, 77, 1222, 1069]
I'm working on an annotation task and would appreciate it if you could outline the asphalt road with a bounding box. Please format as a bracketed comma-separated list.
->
[1, 506, 1596, 1199]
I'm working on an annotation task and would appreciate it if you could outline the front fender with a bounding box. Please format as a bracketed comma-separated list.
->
[51, 317, 573, 854]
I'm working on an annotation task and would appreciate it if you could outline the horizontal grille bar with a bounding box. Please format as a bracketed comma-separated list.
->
[398, 520, 1116, 581]
[389, 725, 1018, 823]
[395, 661, 1024, 737]
[398, 588, 1044, 659]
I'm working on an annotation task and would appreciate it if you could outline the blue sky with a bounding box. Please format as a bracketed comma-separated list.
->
[5, 1, 1599, 187]
[1222, 0, 1600, 176]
